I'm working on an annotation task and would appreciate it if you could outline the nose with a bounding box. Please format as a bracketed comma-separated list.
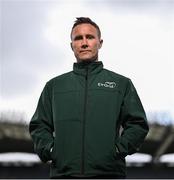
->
[81, 38, 88, 48]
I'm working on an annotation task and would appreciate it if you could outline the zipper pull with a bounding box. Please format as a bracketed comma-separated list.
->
[86, 67, 88, 80]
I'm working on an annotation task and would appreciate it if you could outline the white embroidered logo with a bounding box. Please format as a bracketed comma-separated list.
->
[98, 81, 116, 88]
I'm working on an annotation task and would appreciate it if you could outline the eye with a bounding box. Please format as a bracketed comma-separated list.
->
[74, 36, 83, 41]
[87, 35, 95, 39]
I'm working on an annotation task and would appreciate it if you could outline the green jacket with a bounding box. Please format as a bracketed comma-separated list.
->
[29, 61, 149, 178]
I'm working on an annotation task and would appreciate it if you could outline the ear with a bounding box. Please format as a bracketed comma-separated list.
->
[99, 39, 103, 49]
[70, 42, 73, 51]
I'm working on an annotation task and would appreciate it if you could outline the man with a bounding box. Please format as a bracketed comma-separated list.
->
[29, 17, 149, 179]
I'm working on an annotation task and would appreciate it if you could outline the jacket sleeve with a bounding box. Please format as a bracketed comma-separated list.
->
[115, 79, 149, 157]
[29, 82, 54, 163]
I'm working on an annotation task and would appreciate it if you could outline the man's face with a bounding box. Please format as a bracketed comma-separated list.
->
[71, 23, 103, 62]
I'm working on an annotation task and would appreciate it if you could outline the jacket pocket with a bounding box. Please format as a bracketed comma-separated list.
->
[50, 141, 57, 162]
[113, 144, 126, 160]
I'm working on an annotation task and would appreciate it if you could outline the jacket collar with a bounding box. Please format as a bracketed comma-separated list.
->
[73, 61, 103, 76]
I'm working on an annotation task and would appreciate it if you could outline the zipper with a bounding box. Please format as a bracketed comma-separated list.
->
[81, 67, 88, 175]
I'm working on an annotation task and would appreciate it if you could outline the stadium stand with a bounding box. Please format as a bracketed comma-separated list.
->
[0, 117, 174, 178]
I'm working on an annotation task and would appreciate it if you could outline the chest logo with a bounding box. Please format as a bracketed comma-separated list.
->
[98, 81, 116, 88]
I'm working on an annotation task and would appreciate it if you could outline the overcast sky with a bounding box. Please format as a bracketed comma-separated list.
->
[1, 0, 174, 124]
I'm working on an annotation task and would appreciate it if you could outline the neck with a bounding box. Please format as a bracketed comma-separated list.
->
[77, 58, 98, 63]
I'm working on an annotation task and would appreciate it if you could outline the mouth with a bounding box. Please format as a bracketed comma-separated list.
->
[80, 50, 91, 53]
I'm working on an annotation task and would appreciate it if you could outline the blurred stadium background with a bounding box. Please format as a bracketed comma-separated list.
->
[0, 111, 174, 178]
